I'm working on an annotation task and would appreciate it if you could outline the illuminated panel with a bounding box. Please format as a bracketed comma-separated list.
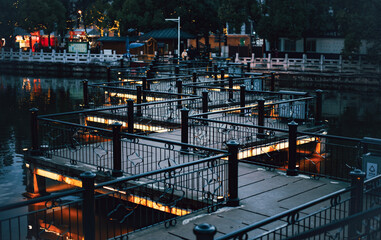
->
[27, 167, 190, 216]
[105, 91, 164, 102]
[86, 117, 171, 133]
[222, 136, 319, 160]
[102, 186, 190, 216]
[29, 168, 83, 187]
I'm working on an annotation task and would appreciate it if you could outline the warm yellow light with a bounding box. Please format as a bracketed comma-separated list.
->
[35, 168, 82, 187]
[86, 117, 171, 133]
[222, 136, 318, 160]
[102, 186, 190, 216]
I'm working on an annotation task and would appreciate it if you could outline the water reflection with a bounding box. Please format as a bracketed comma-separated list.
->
[0, 74, 86, 206]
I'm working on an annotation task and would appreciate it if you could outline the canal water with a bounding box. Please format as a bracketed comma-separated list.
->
[0, 73, 380, 207]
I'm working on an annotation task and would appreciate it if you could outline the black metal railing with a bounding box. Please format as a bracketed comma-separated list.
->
[1, 142, 239, 239]
[193, 172, 381, 240]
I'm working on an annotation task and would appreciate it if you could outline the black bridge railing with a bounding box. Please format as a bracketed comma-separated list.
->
[193, 172, 381, 240]
[1, 145, 239, 239]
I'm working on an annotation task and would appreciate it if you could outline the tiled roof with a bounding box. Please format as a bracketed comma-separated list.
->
[143, 28, 195, 40]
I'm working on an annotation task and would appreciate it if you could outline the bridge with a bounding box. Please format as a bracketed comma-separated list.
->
[0, 59, 380, 239]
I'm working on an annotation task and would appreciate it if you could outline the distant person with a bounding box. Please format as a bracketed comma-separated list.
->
[33, 42, 39, 52]
[181, 49, 188, 60]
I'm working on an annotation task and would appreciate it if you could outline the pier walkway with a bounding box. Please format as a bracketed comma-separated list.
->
[129, 164, 348, 239]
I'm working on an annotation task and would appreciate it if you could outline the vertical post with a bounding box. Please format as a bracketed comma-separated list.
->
[136, 85, 142, 116]
[26, 163, 46, 196]
[30, 108, 40, 155]
[270, 72, 275, 92]
[181, 108, 189, 152]
[112, 123, 123, 177]
[257, 98, 265, 138]
[142, 77, 147, 102]
[287, 121, 298, 176]
[176, 79, 183, 108]
[220, 68, 225, 86]
[193, 223, 217, 240]
[228, 76, 233, 101]
[240, 85, 246, 114]
[120, 58, 124, 68]
[127, 99, 134, 134]
[80, 171, 96, 240]
[349, 169, 366, 237]
[247, 62, 250, 72]
[83, 80, 89, 108]
[214, 64, 218, 81]
[202, 90, 209, 119]
[175, 65, 180, 75]
[315, 89, 323, 125]
[107, 67, 111, 82]
[227, 140, 240, 206]
[192, 71, 197, 95]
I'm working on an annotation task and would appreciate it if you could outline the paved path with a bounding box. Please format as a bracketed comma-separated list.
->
[128, 162, 349, 239]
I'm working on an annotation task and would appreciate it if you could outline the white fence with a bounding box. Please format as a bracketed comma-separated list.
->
[234, 53, 380, 73]
[0, 48, 124, 64]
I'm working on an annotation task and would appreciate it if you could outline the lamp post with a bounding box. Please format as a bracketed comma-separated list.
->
[165, 16, 180, 64]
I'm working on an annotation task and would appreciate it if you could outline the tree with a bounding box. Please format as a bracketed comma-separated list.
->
[110, 0, 166, 35]
[218, 0, 249, 34]
[174, 0, 221, 55]
[17, 0, 66, 47]
[0, 0, 16, 48]
[333, 0, 381, 60]
[84, 0, 112, 37]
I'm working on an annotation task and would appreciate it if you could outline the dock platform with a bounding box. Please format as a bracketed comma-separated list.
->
[128, 162, 348, 239]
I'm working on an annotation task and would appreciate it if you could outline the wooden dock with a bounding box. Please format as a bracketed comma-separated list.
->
[128, 162, 349, 239]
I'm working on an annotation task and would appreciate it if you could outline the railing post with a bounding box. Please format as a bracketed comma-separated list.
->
[214, 64, 218, 81]
[240, 85, 246, 114]
[270, 72, 275, 92]
[181, 108, 189, 152]
[202, 90, 209, 119]
[80, 171, 96, 240]
[287, 121, 298, 176]
[30, 108, 40, 155]
[349, 169, 366, 237]
[228, 76, 234, 101]
[107, 67, 111, 82]
[142, 77, 147, 102]
[120, 58, 124, 68]
[192, 71, 197, 95]
[349, 169, 365, 215]
[220, 68, 225, 86]
[83, 80, 89, 109]
[176, 79, 183, 108]
[175, 65, 180, 75]
[127, 99, 134, 134]
[112, 122, 123, 177]
[193, 223, 217, 240]
[247, 62, 250, 72]
[227, 140, 240, 206]
[136, 85, 142, 116]
[315, 89, 323, 125]
[257, 98, 265, 138]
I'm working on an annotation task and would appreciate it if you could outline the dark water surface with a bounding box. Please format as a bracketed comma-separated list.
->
[0, 74, 85, 206]
[0, 73, 380, 207]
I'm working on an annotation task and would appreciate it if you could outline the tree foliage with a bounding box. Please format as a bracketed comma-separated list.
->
[0, 0, 16, 47]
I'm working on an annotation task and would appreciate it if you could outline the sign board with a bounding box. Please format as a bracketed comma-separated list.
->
[362, 153, 381, 179]
[279, 101, 307, 120]
[244, 77, 263, 91]
[68, 42, 88, 53]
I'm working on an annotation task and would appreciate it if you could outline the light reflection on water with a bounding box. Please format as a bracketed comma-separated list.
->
[0, 74, 85, 206]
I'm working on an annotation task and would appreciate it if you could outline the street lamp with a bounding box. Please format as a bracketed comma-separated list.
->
[165, 16, 180, 64]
